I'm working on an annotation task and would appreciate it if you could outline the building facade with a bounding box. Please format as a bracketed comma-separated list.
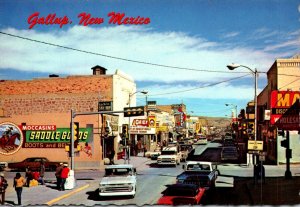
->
[0, 66, 136, 169]
[257, 56, 300, 164]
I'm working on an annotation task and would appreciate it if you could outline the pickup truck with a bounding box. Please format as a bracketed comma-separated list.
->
[176, 161, 219, 190]
[157, 146, 181, 166]
[99, 164, 137, 198]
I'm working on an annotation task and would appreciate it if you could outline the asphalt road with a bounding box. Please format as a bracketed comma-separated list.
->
[3, 142, 300, 205]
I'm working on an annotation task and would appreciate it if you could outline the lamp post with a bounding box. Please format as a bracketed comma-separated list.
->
[227, 64, 258, 166]
[225, 103, 238, 125]
[126, 90, 148, 164]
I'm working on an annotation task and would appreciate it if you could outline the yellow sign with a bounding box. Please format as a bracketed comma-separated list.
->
[148, 116, 156, 128]
[248, 140, 263, 151]
[156, 126, 168, 132]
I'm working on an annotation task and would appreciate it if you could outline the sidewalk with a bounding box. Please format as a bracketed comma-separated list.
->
[3, 156, 150, 206]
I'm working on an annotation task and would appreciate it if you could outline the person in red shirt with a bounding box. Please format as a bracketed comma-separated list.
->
[60, 164, 70, 191]
[32, 171, 40, 181]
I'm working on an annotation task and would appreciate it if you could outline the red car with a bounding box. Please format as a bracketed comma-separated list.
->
[157, 183, 206, 205]
[8, 157, 62, 171]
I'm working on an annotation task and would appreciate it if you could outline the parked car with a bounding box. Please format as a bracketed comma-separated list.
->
[99, 164, 137, 198]
[0, 162, 8, 171]
[157, 183, 206, 205]
[221, 146, 239, 161]
[8, 157, 61, 171]
[150, 147, 161, 160]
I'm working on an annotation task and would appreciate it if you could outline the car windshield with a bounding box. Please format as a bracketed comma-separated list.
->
[161, 150, 176, 155]
[105, 168, 133, 176]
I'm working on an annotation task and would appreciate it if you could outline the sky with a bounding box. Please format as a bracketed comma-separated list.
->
[0, 0, 299, 117]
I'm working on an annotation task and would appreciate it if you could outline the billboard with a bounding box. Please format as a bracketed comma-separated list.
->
[270, 91, 300, 124]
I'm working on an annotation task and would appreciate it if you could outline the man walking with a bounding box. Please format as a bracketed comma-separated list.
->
[55, 163, 63, 190]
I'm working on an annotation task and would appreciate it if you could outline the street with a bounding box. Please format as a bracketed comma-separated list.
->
[3, 142, 300, 206]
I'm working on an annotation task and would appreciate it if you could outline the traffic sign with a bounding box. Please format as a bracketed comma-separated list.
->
[248, 140, 263, 151]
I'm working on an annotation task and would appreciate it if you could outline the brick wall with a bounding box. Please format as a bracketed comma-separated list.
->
[0, 75, 113, 116]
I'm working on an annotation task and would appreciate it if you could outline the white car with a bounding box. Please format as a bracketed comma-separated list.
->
[157, 146, 181, 166]
[99, 164, 137, 198]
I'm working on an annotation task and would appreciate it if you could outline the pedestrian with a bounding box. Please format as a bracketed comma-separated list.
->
[143, 144, 147, 157]
[39, 160, 45, 185]
[55, 162, 63, 190]
[60, 163, 70, 191]
[25, 166, 33, 187]
[0, 173, 8, 205]
[13, 172, 26, 205]
[109, 149, 115, 165]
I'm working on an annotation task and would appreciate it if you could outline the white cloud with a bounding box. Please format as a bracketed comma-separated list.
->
[222, 32, 240, 39]
[0, 25, 296, 101]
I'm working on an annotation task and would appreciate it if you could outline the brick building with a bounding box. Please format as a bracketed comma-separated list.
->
[257, 55, 300, 164]
[0, 66, 136, 169]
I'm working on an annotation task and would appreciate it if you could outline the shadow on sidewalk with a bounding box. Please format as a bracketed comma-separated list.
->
[202, 176, 300, 205]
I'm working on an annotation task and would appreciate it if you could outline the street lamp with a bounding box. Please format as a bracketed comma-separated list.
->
[227, 64, 258, 142]
[225, 103, 238, 124]
[126, 90, 148, 163]
[227, 64, 258, 167]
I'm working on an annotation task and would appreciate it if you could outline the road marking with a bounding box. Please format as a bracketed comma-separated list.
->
[46, 184, 90, 205]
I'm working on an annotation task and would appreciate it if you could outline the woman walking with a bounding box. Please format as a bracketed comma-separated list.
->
[13, 172, 26, 205]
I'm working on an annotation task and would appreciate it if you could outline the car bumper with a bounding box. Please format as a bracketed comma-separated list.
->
[99, 191, 135, 196]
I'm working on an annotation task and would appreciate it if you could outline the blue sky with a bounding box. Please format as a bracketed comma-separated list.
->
[0, 0, 299, 117]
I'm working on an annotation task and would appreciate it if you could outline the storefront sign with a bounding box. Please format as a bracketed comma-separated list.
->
[147, 101, 157, 111]
[129, 127, 155, 134]
[148, 116, 156, 128]
[25, 128, 92, 144]
[156, 126, 168, 132]
[0, 122, 24, 155]
[21, 125, 56, 131]
[270, 91, 300, 124]
[132, 119, 148, 127]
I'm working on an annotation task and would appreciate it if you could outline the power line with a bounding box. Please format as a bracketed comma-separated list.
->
[1, 31, 299, 77]
[149, 74, 250, 96]
[0, 31, 249, 74]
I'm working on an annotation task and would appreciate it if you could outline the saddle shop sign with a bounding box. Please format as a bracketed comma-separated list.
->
[22, 125, 92, 148]
[270, 91, 300, 130]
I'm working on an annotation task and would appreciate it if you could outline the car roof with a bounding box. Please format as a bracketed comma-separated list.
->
[25, 157, 48, 160]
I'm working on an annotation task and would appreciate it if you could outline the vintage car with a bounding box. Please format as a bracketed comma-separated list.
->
[99, 164, 137, 198]
[8, 157, 62, 171]
[157, 146, 181, 166]
[157, 183, 206, 205]
[221, 146, 239, 161]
